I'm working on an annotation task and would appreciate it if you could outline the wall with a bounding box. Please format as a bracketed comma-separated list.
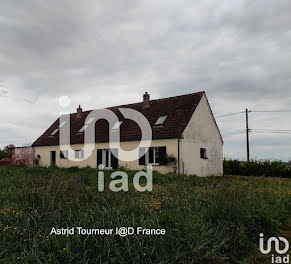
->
[34, 138, 178, 174]
[181, 94, 223, 176]
[12, 147, 34, 166]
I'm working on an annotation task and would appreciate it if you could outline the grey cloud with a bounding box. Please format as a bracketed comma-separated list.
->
[0, 0, 290, 159]
[0, 87, 8, 97]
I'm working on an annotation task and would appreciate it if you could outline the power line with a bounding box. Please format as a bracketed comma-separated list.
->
[217, 108, 291, 160]
[252, 131, 291, 134]
[222, 129, 291, 137]
[251, 110, 291, 113]
[222, 131, 245, 136]
[252, 129, 291, 132]
[222, 129, 245, 133]
[216, 109, 291, 118]
[215, 111, 245, 118]
[223, 132, 245, 135]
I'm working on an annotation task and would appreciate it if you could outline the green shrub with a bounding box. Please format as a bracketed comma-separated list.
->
[224, 158, 291, 178]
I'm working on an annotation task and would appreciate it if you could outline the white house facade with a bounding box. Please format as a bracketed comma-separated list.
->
[32, 91, 223, 176]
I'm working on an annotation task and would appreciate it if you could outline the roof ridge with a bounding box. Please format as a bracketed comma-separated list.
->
[71, 90, 205, 115]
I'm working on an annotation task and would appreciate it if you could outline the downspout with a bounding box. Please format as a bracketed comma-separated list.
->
[178, 138, 180, 174]
[178, 135, 184, 174]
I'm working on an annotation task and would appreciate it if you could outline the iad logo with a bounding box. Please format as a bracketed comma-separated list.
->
[259, 233, 289, 263]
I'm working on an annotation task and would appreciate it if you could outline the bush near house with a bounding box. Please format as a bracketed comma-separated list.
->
[0, 166, 290, 263]
[224, 158, 291, 178]
[0, 146, 13, 160]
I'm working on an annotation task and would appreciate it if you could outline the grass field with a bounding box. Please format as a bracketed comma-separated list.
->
[0, 166, 290, 263]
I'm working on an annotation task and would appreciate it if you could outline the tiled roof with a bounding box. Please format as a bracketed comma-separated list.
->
[32, 91, 205, 147]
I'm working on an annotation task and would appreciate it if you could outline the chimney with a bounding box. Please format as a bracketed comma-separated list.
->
[143, 92, 150, 108]
[77, 105, 82, 118]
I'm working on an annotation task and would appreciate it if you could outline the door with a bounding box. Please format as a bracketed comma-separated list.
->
[50, 151, 56, 166]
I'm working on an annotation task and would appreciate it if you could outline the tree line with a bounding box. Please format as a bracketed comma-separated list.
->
[0, 144, 15, 160]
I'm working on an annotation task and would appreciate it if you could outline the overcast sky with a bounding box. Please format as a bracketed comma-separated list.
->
[0, 0, 290, 161]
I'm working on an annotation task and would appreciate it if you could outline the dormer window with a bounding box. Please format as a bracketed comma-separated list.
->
[112, 121, 123, 130]
[154, 115, 168, 126]
[78, 125, 88, 133]
[59, 121, 66, 128]
[50, 121, 67, 136]
[86, 117, 95, 125]
[77, 118, 95, 134]
[50, 129, 59, 136]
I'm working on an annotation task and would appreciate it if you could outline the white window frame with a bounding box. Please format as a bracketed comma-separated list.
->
[154, 115, 168, 126]
[60, 150, 68, 159]
[78, 125, 88, 133]
[145, 147, 159, 165]
[50, 121, 67, 136]
[50, 128, 59, 136]
[59, 121, 66, 128]
[86, 117, 95, 125]
[102, 149, 112, 169]
[75, 149, 84, 159]
[112, 121, 123, 130]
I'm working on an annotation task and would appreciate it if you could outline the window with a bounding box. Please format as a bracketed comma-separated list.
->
[112, 121, 123, 130]
[148, 147, 160, 164]
[139, 147, 167, 165]
[60, 150, 68, 159]
[50, 121, 67, 136]
[59, 121, 66, 128]
[50, 129, 59, 136]
[75, 150, 84, 159]
[154, 115, 168, 126]
[200, 148, 207, 159]
[78, 125, 88, 133]
[97, 149, 118, 169]
[86, 117, 95, 125]
[77, 118, 95, 134]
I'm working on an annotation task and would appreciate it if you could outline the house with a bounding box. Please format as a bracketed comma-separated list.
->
[32, 91, 223, 176]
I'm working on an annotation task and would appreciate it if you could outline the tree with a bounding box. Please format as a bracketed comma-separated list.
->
[4, 144, 15, 153]
[1, 144, 15, 159]
[0, 144, 15, 160]
[0, 149, 6, 160]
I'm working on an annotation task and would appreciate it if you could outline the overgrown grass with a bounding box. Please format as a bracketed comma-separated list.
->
[0, 166, 290, 263]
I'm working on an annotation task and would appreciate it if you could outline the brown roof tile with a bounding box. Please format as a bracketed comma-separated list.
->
[32, 91, 205, 147]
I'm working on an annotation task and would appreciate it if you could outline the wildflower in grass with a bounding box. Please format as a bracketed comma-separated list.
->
[63, 248, 66, 251]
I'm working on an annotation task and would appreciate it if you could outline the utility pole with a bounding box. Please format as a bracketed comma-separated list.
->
[246, 108, 250, 161]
